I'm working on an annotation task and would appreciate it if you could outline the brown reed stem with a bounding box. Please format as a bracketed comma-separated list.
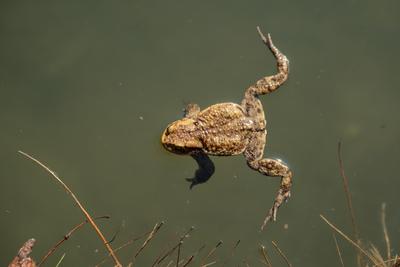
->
[271, 240, 291, 267]
[134, 221, 164, 259]
[38, 216, 110, 266]
[337, 142, 363, 266]
[259, 245, 272, 267]
[180, 244, 205, 267]
[18, 151, 122, 267]
[200, 240, 223, 266]
[380, 203, 391, 260]
[320, 214, 380, 266]
[332, 233, 344, 267]
[176, 241, 182, 267]
[96, 228, 153, 267]
[152, 226, 194, 266]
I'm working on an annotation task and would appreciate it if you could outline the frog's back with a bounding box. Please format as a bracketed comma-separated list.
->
[196, 103, 254, 155]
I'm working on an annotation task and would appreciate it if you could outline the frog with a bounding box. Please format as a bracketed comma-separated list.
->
[161, 27, 292, 230]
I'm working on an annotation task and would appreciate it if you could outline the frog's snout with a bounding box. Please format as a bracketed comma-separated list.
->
[161, 127, 171, 148]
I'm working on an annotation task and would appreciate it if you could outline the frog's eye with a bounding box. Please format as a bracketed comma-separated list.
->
[164, 126, 174, 136]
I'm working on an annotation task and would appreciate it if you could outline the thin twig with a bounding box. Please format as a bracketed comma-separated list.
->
[134, 221, 164, 259]
[55, 253, 66, 267]
[181, 255, 195, 267]
[372, 256, 400, 267]
[259, 245, 272, 267]
[381, 203, 391, 260]
[180, 244, 206, 267]
[18, 151, 122, 267]
[200, 261, 216, 267]
[320, 214, 380, 266]
[95, 228, 153, 267]
[332, 233, 344, 267]
[176, 241, 182, 267]
[337, 142, 363, 266]
[369, 244, 386, 266]
[152, 226, 194, 266]
[271, 240, 291, 267]
[221, 239, 241, 266]
[39, 216, 110, 266]
[200, 241, 223, 266]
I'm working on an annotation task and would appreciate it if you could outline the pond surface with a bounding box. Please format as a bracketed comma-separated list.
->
[1, 1, 399, 266]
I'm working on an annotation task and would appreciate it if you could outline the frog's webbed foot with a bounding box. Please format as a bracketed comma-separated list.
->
[247, 158, 293, 231]
[184, 103, 200, 119]
[186, 151, 215, 189]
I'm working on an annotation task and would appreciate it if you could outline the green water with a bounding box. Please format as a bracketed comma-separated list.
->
[1, 1, 399, 266]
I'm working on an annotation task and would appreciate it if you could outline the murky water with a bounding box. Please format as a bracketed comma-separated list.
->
[1, 1, 399, 266]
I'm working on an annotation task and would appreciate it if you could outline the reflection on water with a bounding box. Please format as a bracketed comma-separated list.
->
[1, 1, 400, 266]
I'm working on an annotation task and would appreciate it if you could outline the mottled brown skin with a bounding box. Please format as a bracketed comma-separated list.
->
[161, 27, 292, 230]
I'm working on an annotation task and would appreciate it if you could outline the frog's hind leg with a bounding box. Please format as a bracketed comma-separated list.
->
[242, 27, 289, 114]
[244, 132, 293, 231]
[186, 151, 215, 189]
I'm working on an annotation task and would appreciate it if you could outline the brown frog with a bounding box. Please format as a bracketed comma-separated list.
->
[161, 27, 292, 230]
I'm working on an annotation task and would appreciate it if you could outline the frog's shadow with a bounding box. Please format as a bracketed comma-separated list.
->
[186, 153, 215, 189]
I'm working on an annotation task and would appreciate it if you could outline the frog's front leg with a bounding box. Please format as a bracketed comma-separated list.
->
[186, 151, 215, 189]
[247, 158, 292, 230]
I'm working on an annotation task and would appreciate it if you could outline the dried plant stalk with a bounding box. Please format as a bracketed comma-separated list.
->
[18, 151, 122, 267]
[337, 142, 363, 266]
[271, 240, 292, 267]
[39, 216, 109, 266]
[320, 214, 380, 266]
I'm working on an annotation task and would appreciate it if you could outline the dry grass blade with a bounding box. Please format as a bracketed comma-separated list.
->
[373, 256, 400, 267]
[39, 216, 110, 266]
[381, 203, 391, 260]
[200, 241, 223, 266]
[95, 228, 153, 266]
[233, 239, 241, 250]
[271, 241, 291, 267]
[55, 253, 66, 267]
[176, 241, 182, 267]
[152, 226, 194, 266]
[200, 261, 216, 267]
[18, 151, 122, 267]
[320, 214, 380, 266]
[259, 245, 272, 267]
[337, 142, 363, 266]
[371, 258, 399, 267]
[369, 244, 386, 267]
[221, 239, 241, 266]
[180, 244, 205, 267]
[181, 255, 194, 267]
[134, 221, 164, 259]
[332, 233, 344, 267]
[395, 256, 400, 267]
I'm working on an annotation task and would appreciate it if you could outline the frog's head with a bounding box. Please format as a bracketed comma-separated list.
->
[161, 118, 203, 154]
